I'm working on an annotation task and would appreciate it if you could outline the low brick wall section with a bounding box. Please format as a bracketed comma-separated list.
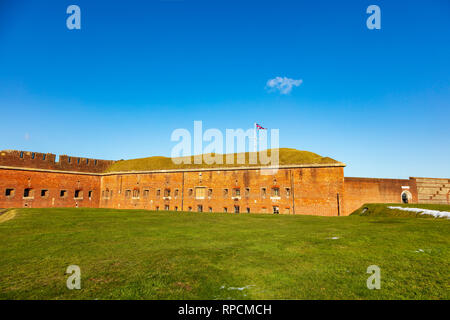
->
[343, 177, 417, 215]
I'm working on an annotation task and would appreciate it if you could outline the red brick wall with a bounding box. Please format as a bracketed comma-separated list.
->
[294, 166, 345, 216]
[0, 150, 114, 173]
[0, 168, 101, 209]
[343, 177, 418, 215]
[1, 162, 426, 217]
[99, 166, 344, 216]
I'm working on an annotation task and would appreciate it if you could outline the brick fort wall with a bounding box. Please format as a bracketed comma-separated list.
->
[0, 167, 101, 209]
[1, 149, 447, 215]
[100, 166, 345, 216]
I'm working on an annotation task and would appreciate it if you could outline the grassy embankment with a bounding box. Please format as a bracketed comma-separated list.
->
[351, 203, 450, 218]
[105, 148, 341, 172]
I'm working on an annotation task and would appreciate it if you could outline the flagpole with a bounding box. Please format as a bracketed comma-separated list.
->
[254, 123, 257, 153]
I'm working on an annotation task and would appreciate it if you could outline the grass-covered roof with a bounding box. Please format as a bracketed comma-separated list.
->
[105, 148, 341, 172]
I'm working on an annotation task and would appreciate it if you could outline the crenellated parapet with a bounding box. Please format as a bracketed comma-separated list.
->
[0, 150, 115, 173]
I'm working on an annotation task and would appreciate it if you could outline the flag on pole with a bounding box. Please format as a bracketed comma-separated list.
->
[254, 123, 267, 152]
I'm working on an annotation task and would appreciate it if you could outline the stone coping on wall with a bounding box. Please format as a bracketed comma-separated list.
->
[0, 166, 102, 176]
[0, 162, 346, 176]
[344, 177, 412, 182]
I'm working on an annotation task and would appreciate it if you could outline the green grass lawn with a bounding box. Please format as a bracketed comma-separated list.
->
[0, 207, 449, 300]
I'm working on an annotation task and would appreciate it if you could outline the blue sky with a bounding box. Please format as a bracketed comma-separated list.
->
[0, 0, 449, 178]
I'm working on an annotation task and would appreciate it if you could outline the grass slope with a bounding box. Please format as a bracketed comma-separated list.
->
[351, 203, 450, 218]
[105, 148, 340, 172]
[0, 208, 449, 300]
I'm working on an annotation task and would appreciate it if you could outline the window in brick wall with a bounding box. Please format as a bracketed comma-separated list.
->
[209, 207, 213, 212]
[143, 189, 149, 198]
[285, 188, 291, 197]
[156, 189, 161, 197]
[197, 205, 203, 212]
[174, 189, 179, 198]
[77, 158, 80, 164]
[40, 189, 49, 198]
[232, 188, 240, 197]
[188, 188, 193, 197]
[88, 191, 93, 199]
[5, 188, 15, 197]
[20, 152, 23, 158]
[31, 153, 35, 159]
[74, 190, 83, 199]
[224, 207, 228, 213]
[261, 188, 267, 198]
[164, 189, 171, 197]
[23, 188, 34, 198]
[86, 159, 89, 164]
[132, 189, 140, 199]
[68, 157, 71, 163]
[271, 187, 280, 197]
[43, 154, 46, 160]
[234, 205, 240, 213]
[60, 190, 67, 198]
[94, 160, 98, 165]
[245, 188, 250, 197]
[246, 207, 250, 213]
[223, 188, 229, 198]
[208, 188, 213, 198]
[125, 190, 131, 198]
[195, 187, 206, 199]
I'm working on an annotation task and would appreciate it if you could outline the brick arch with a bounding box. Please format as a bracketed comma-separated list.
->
[401, 190, 412, 204]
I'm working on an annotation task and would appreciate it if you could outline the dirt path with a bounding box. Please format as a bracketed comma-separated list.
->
[0, 209, 17, 223]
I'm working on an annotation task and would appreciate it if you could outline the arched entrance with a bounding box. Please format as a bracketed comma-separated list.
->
[401, 190, 412, 204]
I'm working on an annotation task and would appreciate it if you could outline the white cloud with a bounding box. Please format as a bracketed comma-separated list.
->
[265, 76, 303, 94]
